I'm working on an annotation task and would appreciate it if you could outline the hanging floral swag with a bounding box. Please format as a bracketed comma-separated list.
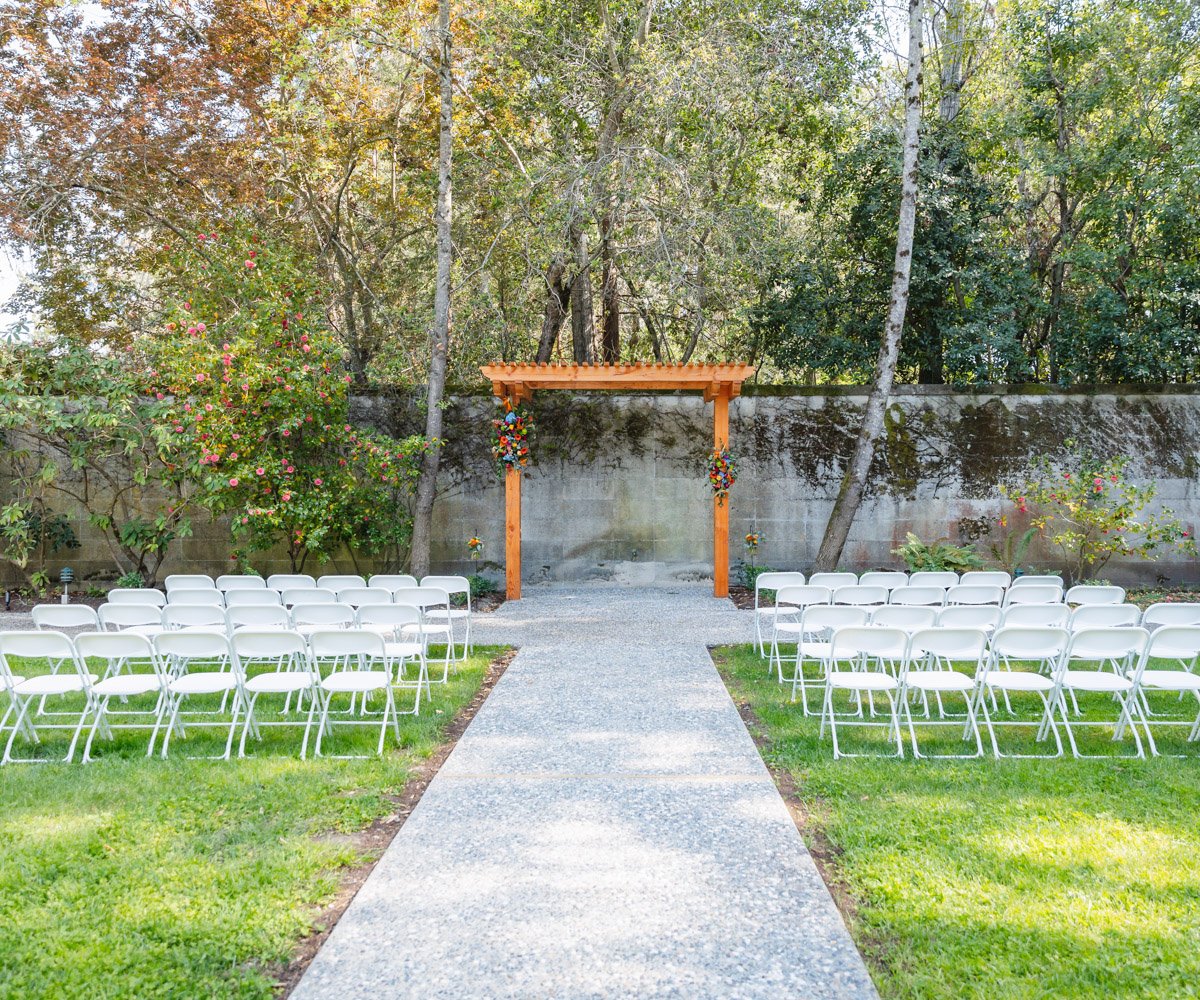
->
[707, 447, 738, 505]
[492, 399, 531, 471]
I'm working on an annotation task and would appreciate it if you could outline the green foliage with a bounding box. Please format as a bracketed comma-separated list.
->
[987, 523, 1040, 575]
[1000, 440, 1196, 583]
[149, 231, 426, 572]
[0, 501, 78, 579]
[28, 569, 51, 595]
[466, 573, 498, 599]
[739, 563, 776, 592]
[891, 532, 984, 573]
[114, 571, 146, 589]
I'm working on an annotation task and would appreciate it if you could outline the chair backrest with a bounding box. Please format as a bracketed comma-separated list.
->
[960, 570, 1011, 588]
[267, 574, 316, 591]
[775, 585, 832, 608]
[908, 571, 960, 588]
[224, 589, 283, 608]
[1070, 604, 1140, 631]
[421, 576, 470, 601]
[1003, 584, 1063, 606]
[871, 605, 937, 632]
[799, 605, 870, 633]
[107, 588, 166, 607]
[1065, 584, 1126, 606]
[829, 625, 908, 666]
[308, 628, 386, 659]
[167, 588, 226, 608]
[356, 604, 422, 629]
[97, 603, 162, 630]
[231, 629, 308, 661]
[280, 588, 337, 607]
[1002, 603, 1070, 628]
[226, 605, 291, 630]
[908, 626, 988, 664]
[888, 586, 946, 607]
[291, 603, 356, 627]
[988, 625, 1069, 665]
[0, 630, 80, 677]
[1062, 626, 1148, 671]
[832, 585, 889, 607]
[858, 571, 908, 591]
[164, 574, 216, 592]
[316, 574, 367, 591]
[1010, 574, 1063, 588]
[336, 587, 392, 608]
[1141, 602, 1200, 629]
[807, 572, 858, 590]
[162, 605, 226, 630]
[368, 574, 419, 592]
[944, 584, 1004, 606]
[391, 586, 450, 611]
[216, 574, 267, 591]
[153, 629, 232, 663]
[754, 572, 806, 605]
[74, 630, 161, 676]
[937, 606, 1001, 631]
[31, 604, 99, 630]
[1137, 625, 1200, 677]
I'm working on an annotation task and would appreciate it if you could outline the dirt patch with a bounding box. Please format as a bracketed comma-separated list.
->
[272, 646, 517, 996]
[727, 586, 755, 611]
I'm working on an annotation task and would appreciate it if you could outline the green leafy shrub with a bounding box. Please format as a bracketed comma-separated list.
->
[739, 563, 776, 591]
[115, 571, 146, 589]
[891, 533, 984, 573]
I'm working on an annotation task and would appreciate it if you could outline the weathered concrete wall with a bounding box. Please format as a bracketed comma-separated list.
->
[5, 386, 1200, 586]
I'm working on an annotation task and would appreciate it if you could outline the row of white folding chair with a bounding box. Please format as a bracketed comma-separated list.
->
[772, 583, 1064, 612]
[0, 627, 429, 764]
[162, 573, 425, 593]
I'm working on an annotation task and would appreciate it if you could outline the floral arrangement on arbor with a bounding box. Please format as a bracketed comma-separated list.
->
[492, 399, 530, 470]
[467, 535, 484, 560]
[708, 447, 738, 505]
[999, 440, 1196, 582]
[148, 230, 425, 571]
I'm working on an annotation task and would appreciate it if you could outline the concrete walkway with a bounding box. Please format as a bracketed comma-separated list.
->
[292, 585, 877, 999]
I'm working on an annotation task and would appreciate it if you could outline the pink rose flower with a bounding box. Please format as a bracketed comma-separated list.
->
[229, 477, 239, 486]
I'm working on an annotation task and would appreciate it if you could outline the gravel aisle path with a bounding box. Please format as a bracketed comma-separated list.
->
[292, 585, 877, 999]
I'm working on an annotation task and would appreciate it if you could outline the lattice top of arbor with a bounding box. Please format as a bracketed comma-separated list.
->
[480, 362, 757, 404]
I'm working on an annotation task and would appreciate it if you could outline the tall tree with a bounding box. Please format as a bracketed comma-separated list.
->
[813, 0, 925, 570]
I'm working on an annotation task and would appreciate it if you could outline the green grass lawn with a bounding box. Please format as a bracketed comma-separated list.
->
[0, 646, 506, 999]
[713, 644, 1200, 1000]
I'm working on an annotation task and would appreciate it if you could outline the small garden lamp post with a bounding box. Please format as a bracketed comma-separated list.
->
[59, 567, 74, 605]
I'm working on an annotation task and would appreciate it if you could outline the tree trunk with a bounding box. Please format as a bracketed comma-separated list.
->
[410, 0, 453, 580]
[569, 205, 594, 363]
[536, 254, 569, 362]
[938, 0, 967, 125]
[599, 228, 620, 362]
[813, 0, 924, 571]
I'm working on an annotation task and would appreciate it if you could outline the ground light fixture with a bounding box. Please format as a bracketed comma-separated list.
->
[59, 566, 74, 604]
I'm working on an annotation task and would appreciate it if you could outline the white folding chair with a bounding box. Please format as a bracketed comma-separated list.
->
[75, 632, 170, 761]
[1002, 604, 1069, 629]
[291, 603, 356, 638]
[316, 574, 367, 592]
[167, 588, 226, 608]
[0, 632, 96, 764]
[1128, 626, 1200, 755]
[937, 606, 1000, 633]
[972, 626, 1067, 758]
[32, 605, 99, 631]
[767, 585, 832, 683]
[224, 589, 283, 608]
[944, 585, 1004, 606]
[226, 605, 291, 631]
[1070, 604, 1140, 631]
[267, 574, 316, 591]
[421, 575, 473, 660]
[356, 605, 432, 699]
[1046, 627, 1149, 759]
[164, 574, 217, 592]
[832, 585, 889, 607]
[784, 605, 870, 712]
[97, 603, 166, 638]
[1140, 602, 1200, 631]
[871, 605, 937, 633]
[368, 574, 418, 593]
[909, 571, 960, 589]
[216, 574, 267, 592]
[153, 630, 243, 759]
[391, 587, 454, 659]
[819, 626, 906, 759]
[336, 587, 392, 609]
[899, 627, 988, 758]
[889, 586, 946, 607]
[280, 588, 337, 607]
[808, 572, 858, 590]
[859, 571, 909, 591]
[1003, 584, 1063, 606]
[106, 588, 166, 607]
[304, 630, 410, 759]
[162, 605, 227, 631]
[1010, 575, 1063, 587]
[960, 571, 1011, 588]
[232, 630, 322, 758]
[752, 572, 806, 656]
[1065, 584, 1125, 606]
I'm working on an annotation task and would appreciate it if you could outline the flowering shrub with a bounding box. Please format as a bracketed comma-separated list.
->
[492, 400, 530, 470]
[1000, 441, 1196, 583]
[149, 231, 424, 571]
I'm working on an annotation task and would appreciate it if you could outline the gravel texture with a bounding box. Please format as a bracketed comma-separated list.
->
[267, 585, 879, 997]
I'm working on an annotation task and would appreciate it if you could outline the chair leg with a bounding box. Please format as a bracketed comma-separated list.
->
[82, 697, 110, 763]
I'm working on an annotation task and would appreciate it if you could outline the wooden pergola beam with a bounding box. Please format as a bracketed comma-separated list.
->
[481, 362, 755, 601]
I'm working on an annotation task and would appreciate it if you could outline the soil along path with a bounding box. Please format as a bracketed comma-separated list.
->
[291, 585, 877, 999]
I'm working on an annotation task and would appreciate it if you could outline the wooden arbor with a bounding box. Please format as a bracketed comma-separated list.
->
[480, 362, 756, 600]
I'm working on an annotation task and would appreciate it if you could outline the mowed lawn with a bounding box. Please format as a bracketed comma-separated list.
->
[713, 645, 1200, 1000]
[0, 646, 506, 1000]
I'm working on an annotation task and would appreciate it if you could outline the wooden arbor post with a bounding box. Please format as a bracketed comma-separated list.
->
[481, 363, 754, 601]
